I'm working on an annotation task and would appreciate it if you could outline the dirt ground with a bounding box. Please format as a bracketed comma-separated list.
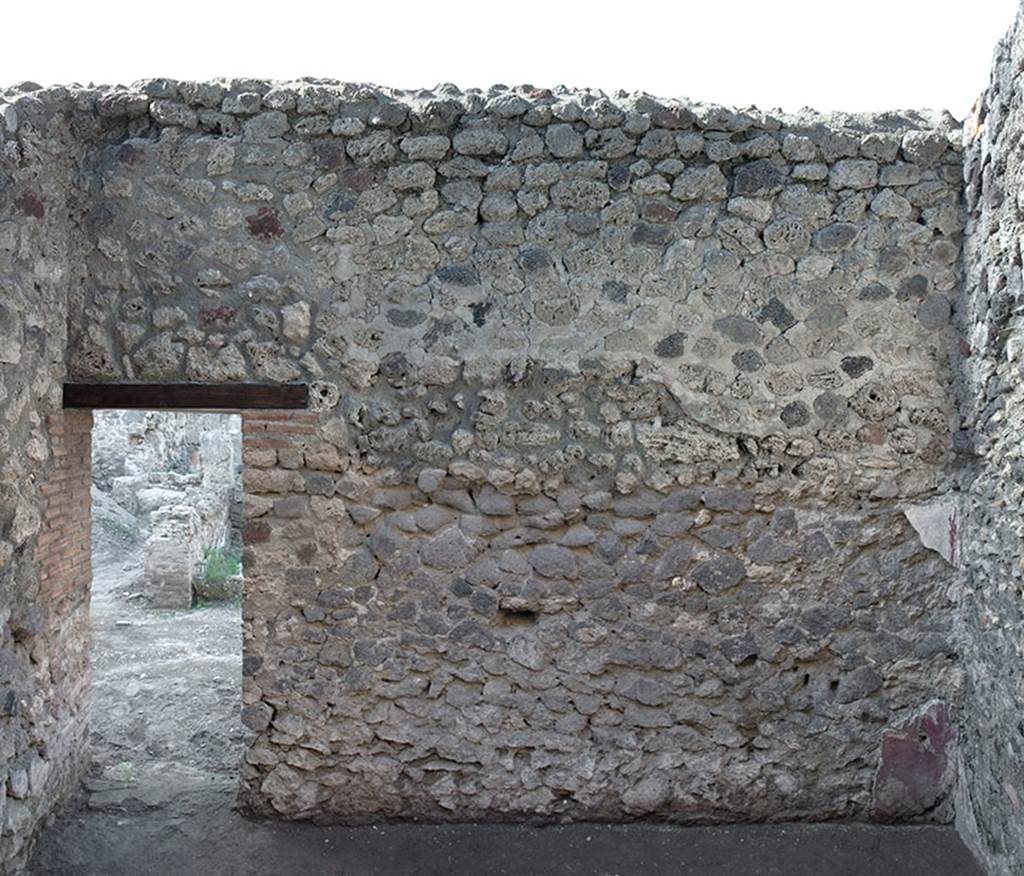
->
[27, 537, 985, 876]
[87, 537, 243, 781]
[27, 533, 245, 871]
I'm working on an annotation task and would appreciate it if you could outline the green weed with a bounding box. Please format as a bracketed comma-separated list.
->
[202, 545, 242, 585]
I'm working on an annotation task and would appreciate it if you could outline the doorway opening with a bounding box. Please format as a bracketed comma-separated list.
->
[52, 381, 308, 818]
[87, 409, 245, 810]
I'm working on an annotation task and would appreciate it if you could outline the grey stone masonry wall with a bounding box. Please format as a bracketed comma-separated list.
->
[0, 72, 973, 857]
[240, 413, 960, 822]
[957, 7, 1024, 874]
[65, 82, 963, 487]
[0, 89, 88, 874]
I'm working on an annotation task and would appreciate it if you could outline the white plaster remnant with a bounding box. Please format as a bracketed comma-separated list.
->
[903, 499, 960, 565]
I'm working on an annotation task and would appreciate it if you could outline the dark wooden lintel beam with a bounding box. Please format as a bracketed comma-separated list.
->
[63, 383, 308, 411]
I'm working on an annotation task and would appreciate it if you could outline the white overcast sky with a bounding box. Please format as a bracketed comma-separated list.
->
[4, 0, 1019, 117]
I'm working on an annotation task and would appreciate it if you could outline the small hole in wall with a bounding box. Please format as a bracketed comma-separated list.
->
[830, 679, 839, 692]
[497, 608, 539, 626]
[737, 655, 757, 668]
[802, 673, 811, 687]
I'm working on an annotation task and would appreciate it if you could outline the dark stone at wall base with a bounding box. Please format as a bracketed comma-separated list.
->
[470, 301, 492, 327]
[714, 316, 762, 345]
[602, 280, 630, 302]
[520, 246, 552, 272]
[607, 162, 632, 189]
[813, 390, 847, 422]
[690, 554, 746, 593]
[632, 223, 673, 246]
[917, 294, 952, 330]
[654, 332, 687, 358]
[757, 297, 797, 331]
[841, 356, 875, 378]
[701, 488, 753, 512]
[897, 274, 930, 301]
[733, 159, 787, 196]
[732, 349, 764, 372]
[859, 281, 892, 301]
[436, 264, 481, 286]
[780, 401, 811, 428]
[387, 308, 426, 328]
[814, 222, 859, 252]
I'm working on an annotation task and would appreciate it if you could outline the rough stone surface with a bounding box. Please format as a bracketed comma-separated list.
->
[0, 66, 993, 867]
[0, 96, 87, 873]
[956, 5, 1024, 873]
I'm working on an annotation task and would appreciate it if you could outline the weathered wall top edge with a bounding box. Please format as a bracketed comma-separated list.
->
[0, 78, 964, 140]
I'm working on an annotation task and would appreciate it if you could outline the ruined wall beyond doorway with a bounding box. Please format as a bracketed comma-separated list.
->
[0, 68, 978, 865]
[90, 409, 244, 608]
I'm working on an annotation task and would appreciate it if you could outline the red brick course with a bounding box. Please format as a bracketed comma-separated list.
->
[35, 410, 93, 615]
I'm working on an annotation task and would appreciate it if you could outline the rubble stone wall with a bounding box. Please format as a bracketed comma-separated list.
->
[0, 96, 86, 872]
[956, 7, 1024, 873]
[0, 71, 976, 859]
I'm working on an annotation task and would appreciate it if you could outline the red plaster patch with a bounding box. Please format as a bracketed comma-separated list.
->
[874, 702, 955, 819]
[244, 521, 272, 545]
[246, 207, 284, 241]
[199, 305, 238, 326]
[339, 168, 380, 193]
[116, 143, 145, 166]
[15, 191, 44, 218]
